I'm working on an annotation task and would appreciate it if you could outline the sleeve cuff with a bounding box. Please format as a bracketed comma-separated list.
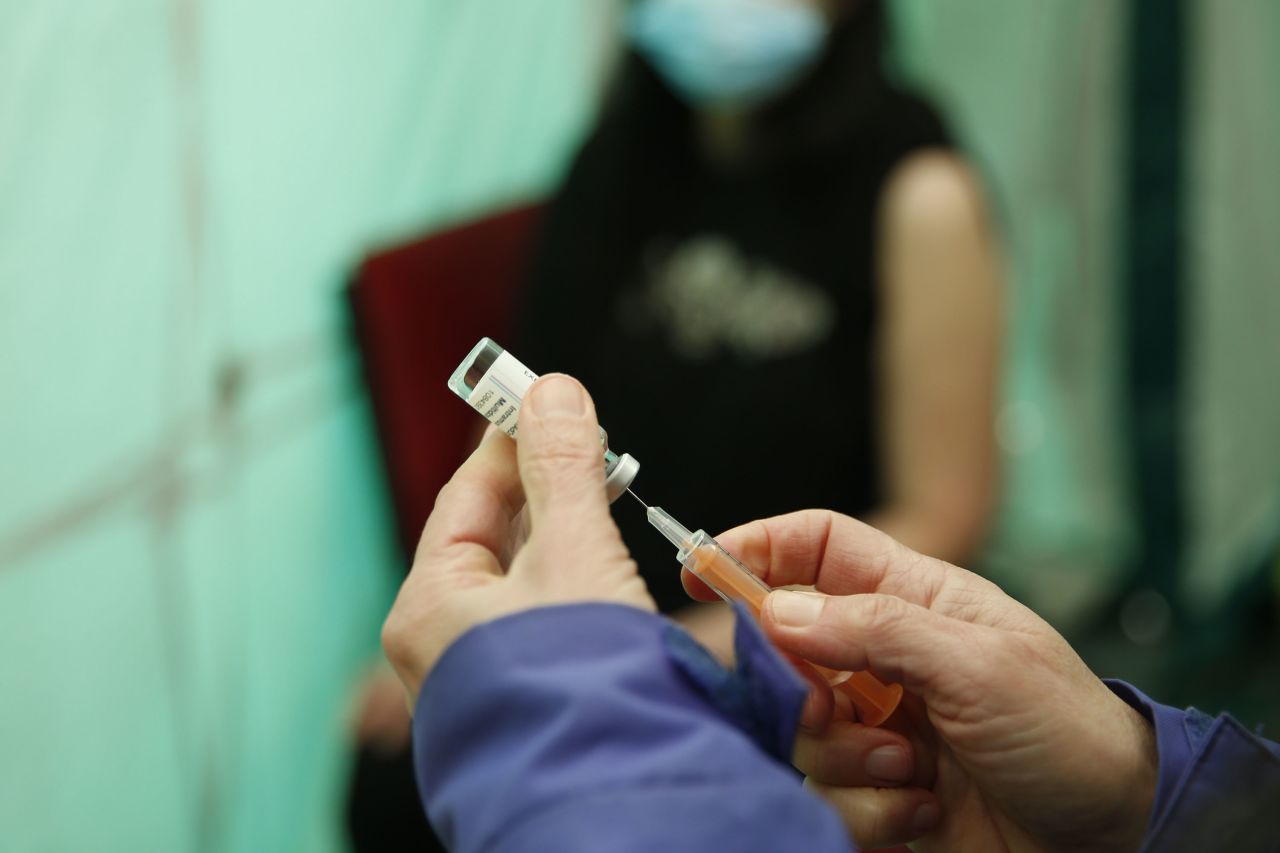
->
[412, 603, 825, 851]
[1106, 679, 1280, 850]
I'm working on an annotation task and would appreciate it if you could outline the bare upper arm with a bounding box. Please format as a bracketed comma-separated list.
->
[871, 149, 1003, 559]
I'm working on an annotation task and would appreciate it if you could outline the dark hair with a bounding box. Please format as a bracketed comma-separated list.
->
[599, 0, 893, 171]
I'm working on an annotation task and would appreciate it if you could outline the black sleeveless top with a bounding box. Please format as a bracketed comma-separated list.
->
[518, 56, 951, 612]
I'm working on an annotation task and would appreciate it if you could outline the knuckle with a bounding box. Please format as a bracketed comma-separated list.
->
[527, 434, 597, 470]
[429, 479, 456, 513]
[380, 610, 408, 663]
[430, 476, 471, 516]
[863, 534, 904, 586]
[847, 793, 890, 848]
[854, 593, 906, 629]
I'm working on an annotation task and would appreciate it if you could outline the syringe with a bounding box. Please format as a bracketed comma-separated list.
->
[445, 337, 900, 724]
[634, 492, 903, 727]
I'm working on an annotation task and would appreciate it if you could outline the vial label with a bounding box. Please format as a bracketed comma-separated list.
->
[461, 345, 609, 455]
[465, 350, 538, 438]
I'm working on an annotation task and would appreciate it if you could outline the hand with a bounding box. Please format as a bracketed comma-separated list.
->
[382, 375, 654, 701]
[687, 510, 1157, 852]
[350, 663, 413, 756]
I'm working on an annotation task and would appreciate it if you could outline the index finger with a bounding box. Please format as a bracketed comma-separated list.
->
[413, 428, 525, 573]
[708, 510, 949, 606]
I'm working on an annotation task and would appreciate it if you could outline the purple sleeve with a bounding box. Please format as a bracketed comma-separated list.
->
[413, 603, 852, 853]
[1107, 680, 1280, 850]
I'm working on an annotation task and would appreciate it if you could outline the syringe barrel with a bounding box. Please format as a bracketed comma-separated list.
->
[678, 531, 772, 615]
[679, 532, 903, 727]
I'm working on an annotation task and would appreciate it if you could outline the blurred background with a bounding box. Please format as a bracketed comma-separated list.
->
[1, 1, 1277, 851]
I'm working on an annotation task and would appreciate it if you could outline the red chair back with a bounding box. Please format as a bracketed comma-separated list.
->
[350, 204, 543, 558]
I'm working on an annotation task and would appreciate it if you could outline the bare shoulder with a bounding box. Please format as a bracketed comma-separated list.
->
[878, 149, 991, 239]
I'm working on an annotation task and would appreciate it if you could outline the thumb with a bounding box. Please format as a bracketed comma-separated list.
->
[517, 374, 612, 533]
[763, 590, 969, 705]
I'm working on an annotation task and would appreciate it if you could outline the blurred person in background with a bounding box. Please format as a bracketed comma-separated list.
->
[517, 0, 1002, 650]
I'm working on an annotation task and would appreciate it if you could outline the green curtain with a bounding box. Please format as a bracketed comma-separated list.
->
[892, 0, 1136, 627]
[1182, 2, 1280, 613]
[893, 0, 1280, 632]
[0, 2, 603, 850]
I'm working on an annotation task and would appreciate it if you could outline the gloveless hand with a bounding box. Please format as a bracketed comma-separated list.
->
[383, 375, 654, 701]
[688, 511, 1157, 852]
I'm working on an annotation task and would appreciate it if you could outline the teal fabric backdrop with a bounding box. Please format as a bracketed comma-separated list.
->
[894, 0, 1137, 625]
[895, 0, 1280, 728]
[0, 2, 604, 849]
[895, 0, 1280, 630]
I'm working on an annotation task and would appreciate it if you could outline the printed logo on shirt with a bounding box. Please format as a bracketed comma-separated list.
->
[618, 235, 836, 361]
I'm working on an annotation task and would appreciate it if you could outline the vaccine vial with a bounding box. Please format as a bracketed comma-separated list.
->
[447, 338, 640, 503]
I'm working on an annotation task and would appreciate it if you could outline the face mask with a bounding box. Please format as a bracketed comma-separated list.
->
[626, 0, 828, 109]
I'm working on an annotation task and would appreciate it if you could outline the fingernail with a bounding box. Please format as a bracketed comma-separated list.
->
[528, 375, 584, 417]
[912, 802, 941, 834]
[865, 744, 912, 783]
[768, 590, 825, 627]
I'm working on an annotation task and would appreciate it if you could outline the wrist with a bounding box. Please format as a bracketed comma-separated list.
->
[1100, 689, 1158, 851]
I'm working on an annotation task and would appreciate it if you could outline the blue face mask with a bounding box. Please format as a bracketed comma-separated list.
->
[626, 0, 828, 109]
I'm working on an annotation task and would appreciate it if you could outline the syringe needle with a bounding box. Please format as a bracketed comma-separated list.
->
[625, 488, 649, 510]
